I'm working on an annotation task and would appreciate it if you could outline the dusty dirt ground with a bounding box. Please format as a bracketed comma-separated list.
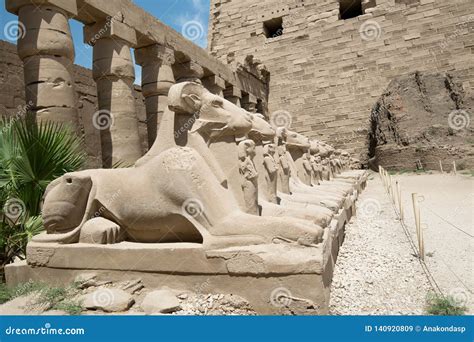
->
[395, 172, 473, 314]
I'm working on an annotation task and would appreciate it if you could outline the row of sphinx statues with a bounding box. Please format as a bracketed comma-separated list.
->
[33, 82, 367, 252]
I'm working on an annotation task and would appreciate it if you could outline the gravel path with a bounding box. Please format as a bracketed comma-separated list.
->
[330, 172, 431, 315]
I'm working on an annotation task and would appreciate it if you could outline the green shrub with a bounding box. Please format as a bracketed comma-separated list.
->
[425, 293, 467, 316]
[0, 118, 85, 279]
[0, 282, 11, 304]
[1, 280, 83, 315]
[35, 284, 83, 315]
[53, 300, 84, 315]
[0, 280, 44, 304]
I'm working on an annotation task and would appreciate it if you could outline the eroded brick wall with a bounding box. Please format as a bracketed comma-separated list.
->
[208, 0, 474, 162]
[0, 40, 148, 169]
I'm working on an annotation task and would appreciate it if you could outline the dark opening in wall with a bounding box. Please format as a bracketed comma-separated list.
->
[340, 0, 363, 19]
[263, 17, 284, 39]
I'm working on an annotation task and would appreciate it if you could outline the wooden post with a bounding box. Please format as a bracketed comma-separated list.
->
[439, 160, 443, 174]
[389, 175, 394, 202]
[417, 160, 423, 170]
[420, 224, 425, 261]
[394, 180, 399, 211]
[387, 170, 390, 190]
[411, 193, 423, 260]
[453, 161, 457, 175]
[397, 181, 403, 222]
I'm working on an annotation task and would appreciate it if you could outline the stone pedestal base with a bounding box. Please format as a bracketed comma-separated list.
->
[6, 229, 335, 315]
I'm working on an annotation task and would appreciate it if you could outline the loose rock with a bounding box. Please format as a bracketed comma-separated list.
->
[141, 290, 181, 314]
[81, 288, 134, 313]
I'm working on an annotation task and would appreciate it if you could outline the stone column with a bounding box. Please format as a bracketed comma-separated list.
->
[84, 19, 142, 168]
[173, 61, 204, 84]
[224, 86, 242, 107]
[242, 93, 258, 113]
[7, 0, 79, 130]
[202, 75, 226, 97]
[135, 45, 175, 148]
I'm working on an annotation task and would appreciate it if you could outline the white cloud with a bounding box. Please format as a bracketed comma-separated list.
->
[173, 1, 209, 48]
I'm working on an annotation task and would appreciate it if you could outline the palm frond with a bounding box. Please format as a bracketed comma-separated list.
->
[10, 120, 85, 215]
[0, 118, 85, 277]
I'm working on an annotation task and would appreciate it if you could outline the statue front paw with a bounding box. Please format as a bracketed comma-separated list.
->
[79, 217, 122, 244]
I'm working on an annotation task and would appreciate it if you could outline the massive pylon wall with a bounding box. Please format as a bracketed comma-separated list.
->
[208, 0, 474, 163]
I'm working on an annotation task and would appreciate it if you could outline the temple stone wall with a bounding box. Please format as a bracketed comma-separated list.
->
[208, 0, 474, 163]
[0, 40, 148, 168]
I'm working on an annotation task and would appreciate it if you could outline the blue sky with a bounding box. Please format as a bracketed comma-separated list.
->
[0, 0, 211, 83]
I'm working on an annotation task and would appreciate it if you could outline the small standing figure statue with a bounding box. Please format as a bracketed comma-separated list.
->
[238, 139, 259, 215]
[310, 154, 321, 186]
[329, 154, 338, 175]
[277, 145, 291, 194]
[315, 156, 324, 181]
[301, 151, 313, 185]
[263, 143, 279, 204]
[321, 158, 332, 181]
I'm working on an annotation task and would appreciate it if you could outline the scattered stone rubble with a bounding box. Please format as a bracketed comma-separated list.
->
[0, 274, 257, 316]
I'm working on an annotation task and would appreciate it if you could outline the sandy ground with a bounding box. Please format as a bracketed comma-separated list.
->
[395, 172, 473, 313]
[330, 173, 431, 315]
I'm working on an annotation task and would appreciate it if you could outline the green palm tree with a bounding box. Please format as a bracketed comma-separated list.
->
[0, 118, 85, 277]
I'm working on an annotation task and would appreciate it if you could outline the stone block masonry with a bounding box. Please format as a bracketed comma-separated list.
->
[208, 0, 474, 163]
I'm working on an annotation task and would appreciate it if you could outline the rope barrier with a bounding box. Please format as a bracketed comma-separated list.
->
[379, 167, 442, 295]
[380, 166, 473, 299]
[421, 205, 473, 239]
